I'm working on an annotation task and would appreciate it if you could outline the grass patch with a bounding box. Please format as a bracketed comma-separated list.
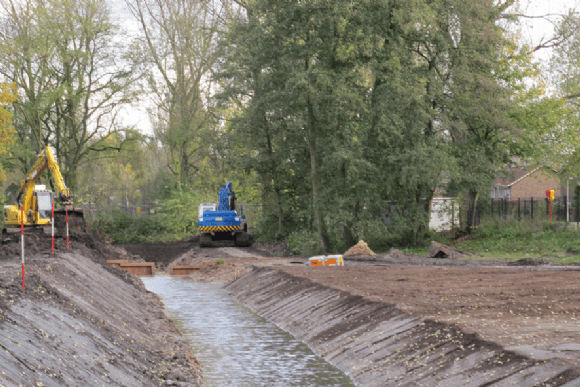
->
[430, 217, 580, 263]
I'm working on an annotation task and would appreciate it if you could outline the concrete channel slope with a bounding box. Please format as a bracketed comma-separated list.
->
[0, 232, 203, 387]
[227, 267, 580, 387]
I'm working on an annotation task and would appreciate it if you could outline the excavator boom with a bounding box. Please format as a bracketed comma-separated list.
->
[3, 146, 83, 231]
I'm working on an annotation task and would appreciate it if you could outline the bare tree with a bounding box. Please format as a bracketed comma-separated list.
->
[125, 0, 234, 186]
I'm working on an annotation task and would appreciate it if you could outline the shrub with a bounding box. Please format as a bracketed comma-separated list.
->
[89, 209, 165, 243]
[88, 188, 213, 244]
[567, 239, 580, 254]
[288, 229, 323, 256]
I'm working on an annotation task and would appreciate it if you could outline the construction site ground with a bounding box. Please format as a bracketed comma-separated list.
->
[3, 229, 580, 385]
[120, 239, 580, 368]
[0, 231, 203, 387]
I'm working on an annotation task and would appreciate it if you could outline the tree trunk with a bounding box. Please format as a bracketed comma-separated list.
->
[471, 191, 479, 227]
[343, 225, 355, 248]
[248, 5, 285, 240]
[306, 82, 331, 253]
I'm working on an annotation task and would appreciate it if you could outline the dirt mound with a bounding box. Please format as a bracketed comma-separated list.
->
[119, 236, 272, 270]
[251, 240, 292, 257]
[507, 257, 548, 266]
[118, 238, 197, 269]
[0, 232, 203, 386]
[343, 240, 375, 257]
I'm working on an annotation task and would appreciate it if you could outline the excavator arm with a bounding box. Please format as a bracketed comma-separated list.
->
[19, 146, 73, 212]
[3, 145, 83, 231]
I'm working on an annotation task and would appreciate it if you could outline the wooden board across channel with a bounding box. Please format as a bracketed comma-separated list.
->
[118, 262, 156, 276]
[171, 262, 214, 275]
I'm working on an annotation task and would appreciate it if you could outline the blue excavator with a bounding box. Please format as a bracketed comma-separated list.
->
[197, 182, 250, 247]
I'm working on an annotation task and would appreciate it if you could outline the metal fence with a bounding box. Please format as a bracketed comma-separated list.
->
[77, 203, 157, 222]
[80, 202, 263, 226]
[465, 196, 575, 227]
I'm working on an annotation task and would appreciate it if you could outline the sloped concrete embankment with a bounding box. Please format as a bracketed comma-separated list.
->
[227, 267, 580, 387]
[0, 246, 202, 386]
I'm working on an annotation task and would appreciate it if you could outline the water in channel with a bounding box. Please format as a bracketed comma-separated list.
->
[142, 276, 356, 387]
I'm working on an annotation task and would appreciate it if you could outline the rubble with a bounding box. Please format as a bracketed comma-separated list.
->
[428, 241, 464, 259]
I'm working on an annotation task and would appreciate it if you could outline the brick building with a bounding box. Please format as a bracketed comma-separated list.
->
[491, 167, 561, 200]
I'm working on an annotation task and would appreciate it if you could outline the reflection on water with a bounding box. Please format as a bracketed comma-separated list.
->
[142, 276, 355, 387]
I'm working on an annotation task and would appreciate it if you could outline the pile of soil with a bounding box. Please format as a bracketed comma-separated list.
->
[251, 240, 293, 257]
[118, 237, 198, 269]
[507, 257, 548, 266]
[118, 236, 273, 271]
[343, 240, 375, 257]
[0, 231, 203, 386]
[190, 257, 305, 284]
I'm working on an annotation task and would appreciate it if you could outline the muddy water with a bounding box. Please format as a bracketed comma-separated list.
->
[142, 276, 356, 387]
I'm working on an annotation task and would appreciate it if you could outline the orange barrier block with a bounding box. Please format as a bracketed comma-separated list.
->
[309, 256, 324, 266]
[119, 262, 156, 276]
[323, 255, 344, 266]
[171, 262, 213, 275]
[309, 255, 343, 267]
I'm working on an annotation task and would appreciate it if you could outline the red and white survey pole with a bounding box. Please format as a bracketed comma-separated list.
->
[66, 209, 69, 249]
[51, 199, 55, 254]
[20, 206, 25, 291]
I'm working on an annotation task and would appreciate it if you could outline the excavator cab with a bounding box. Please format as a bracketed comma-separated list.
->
[34, 187, 53, 221]
[3, 186, 53, 227]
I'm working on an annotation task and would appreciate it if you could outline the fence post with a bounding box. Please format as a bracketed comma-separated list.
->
[518, 198, 521, 220]
[491, 199, 494, 218]
[545, 198, 549, 218]
[531, 197, 534, 219]
[451, 200, 455, 229]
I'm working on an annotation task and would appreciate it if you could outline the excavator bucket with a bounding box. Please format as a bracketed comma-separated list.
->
[54, 208, 86, 232]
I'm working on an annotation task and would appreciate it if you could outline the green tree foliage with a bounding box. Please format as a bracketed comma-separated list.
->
[0, 83, 16, 182]
[217, 0, 521, 251]
[90, 187, 212, 243]
[547, 11, 580, 175]
[0, 0, 139, 189]
[125, 0, 236, 188]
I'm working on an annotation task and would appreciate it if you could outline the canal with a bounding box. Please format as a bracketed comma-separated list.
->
[142, 276, 356, 387]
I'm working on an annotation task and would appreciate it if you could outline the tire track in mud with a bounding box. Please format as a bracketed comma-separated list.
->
[227, 267, 580, 387]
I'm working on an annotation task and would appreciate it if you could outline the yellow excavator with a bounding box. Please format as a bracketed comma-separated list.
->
[2, 146, 84, 232]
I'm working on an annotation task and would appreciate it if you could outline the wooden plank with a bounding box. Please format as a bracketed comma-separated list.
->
[119, 262, 155, 276]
